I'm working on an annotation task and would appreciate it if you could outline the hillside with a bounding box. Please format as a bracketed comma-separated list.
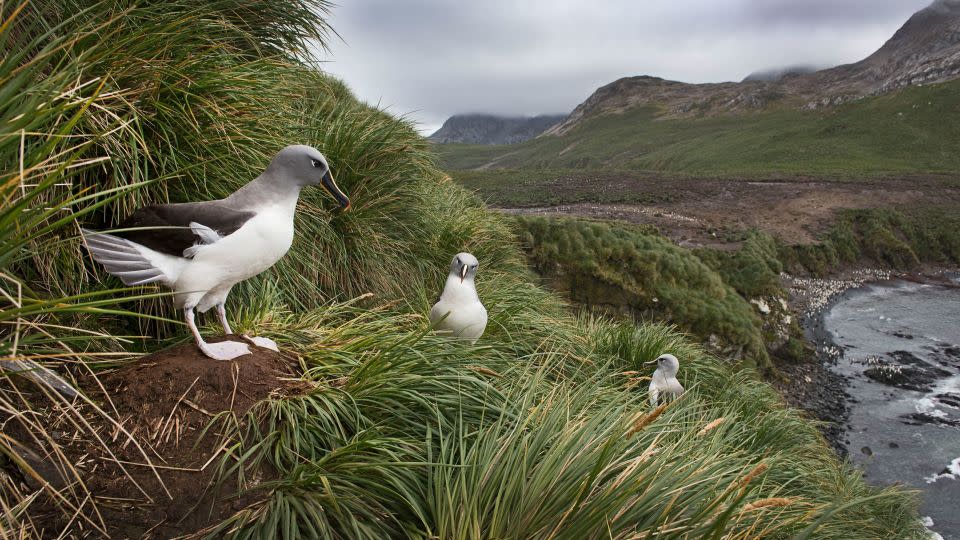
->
[0, 1, 927, 538]
[428, 113, 565, 144]
[438, 0, 960, 174]
[438, 78, 960, 173]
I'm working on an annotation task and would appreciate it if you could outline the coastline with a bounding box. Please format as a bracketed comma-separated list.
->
[775, 267, 959, 456]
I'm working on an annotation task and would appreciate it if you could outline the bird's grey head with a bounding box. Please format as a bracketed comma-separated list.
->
[264, 145, 350, 209]
[655, 354, 680, 376]
[449, 252, 479, 283]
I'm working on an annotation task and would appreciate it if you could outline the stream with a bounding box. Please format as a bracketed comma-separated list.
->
[821, 277, 960, 539]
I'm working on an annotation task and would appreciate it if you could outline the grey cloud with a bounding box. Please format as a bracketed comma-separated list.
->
[320, 0, 934, 133]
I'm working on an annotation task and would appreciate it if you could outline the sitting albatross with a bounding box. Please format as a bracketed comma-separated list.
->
[81, 145, 350, 361]
[648, 353, 684, 406]
[429, 253, 487, 343]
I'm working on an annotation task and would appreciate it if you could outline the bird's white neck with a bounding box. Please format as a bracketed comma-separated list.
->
[226, 173, 302, 213]
[654, 368, 677, 383]
[441, 274, 480, 303]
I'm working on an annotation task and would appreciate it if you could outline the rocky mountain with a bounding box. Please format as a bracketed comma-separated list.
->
[429, 114, 565, 145]
[546, 0, 960, 136]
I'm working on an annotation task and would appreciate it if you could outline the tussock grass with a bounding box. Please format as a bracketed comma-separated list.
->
[781, 206, 960, 276]
[0, 1, 926, 538]
[514, 216, 770, 368]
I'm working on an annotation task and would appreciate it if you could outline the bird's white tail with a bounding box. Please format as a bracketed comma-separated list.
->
[80, 229, 185, 286]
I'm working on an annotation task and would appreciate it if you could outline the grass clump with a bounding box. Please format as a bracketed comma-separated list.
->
[695, 231, 784, 299]
[0, 1, 927, 538]
[781, 207, 960, 276]
[514, 216, 770, 368]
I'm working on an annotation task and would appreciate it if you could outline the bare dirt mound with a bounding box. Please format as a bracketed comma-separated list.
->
[30, 336, 309, 538]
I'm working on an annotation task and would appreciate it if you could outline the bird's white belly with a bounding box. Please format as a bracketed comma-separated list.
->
[431, 300, 488, 339]
[175, 208, 294, 295]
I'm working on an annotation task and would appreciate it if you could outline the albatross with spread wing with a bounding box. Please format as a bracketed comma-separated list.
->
[81, 145, 350, 360]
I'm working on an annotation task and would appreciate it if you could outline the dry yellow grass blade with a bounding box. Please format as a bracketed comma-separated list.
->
[740, 497, 795, 513]
[626, 403, 668, 438]
[697, 417, 725, 436]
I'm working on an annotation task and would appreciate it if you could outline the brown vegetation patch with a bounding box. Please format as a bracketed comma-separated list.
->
[501, 175, 960, 247]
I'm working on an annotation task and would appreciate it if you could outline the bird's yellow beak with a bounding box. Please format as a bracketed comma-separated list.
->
[460, 264, 468, 283]
[320, 169, 350, 211]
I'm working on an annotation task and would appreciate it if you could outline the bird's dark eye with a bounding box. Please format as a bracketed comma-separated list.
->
[311, 159, 323, 168]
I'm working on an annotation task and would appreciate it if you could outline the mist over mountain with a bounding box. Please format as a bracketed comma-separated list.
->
[742, 65, 820, 82]
[428, 114, 566, 145]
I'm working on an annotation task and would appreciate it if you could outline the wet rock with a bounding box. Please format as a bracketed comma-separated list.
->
[770, 353, 850, 458]
[929, 344, 960, 372]
[900, 412, 960, 427]
[862, 351, 951, 392]
[936, 393, 960, 409]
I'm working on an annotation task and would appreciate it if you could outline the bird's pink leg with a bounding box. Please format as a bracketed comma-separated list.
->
[185, 307, 251, 361]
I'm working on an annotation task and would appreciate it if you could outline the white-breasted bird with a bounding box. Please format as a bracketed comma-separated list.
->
[429, 253, 487, 343]
[649, 353, 684, 406]
[81, 145, 350, 361]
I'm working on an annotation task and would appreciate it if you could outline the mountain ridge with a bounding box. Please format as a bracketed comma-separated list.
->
[544, 0, 960, 136]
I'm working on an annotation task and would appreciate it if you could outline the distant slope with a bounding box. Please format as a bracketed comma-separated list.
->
[437, 79, 960, 174]
[428, 113, 565, 144]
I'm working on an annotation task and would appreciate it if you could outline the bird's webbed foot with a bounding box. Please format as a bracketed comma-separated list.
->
[242, 335, 279, 352]
[199, 340, 253, 361]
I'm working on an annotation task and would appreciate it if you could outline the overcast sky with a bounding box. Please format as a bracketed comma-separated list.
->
[319, 0, 933, 135]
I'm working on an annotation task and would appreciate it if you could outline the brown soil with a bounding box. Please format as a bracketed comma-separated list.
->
[500, 176, 960, 249]
[16, 336, 310, 539]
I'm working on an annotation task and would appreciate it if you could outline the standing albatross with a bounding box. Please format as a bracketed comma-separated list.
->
[649, 353, 684, 406]
[81, 145, 350, 360]
[430, 253, 487, 343]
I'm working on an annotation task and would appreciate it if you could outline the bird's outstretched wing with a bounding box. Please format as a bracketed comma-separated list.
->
[113, 201, 255, 257]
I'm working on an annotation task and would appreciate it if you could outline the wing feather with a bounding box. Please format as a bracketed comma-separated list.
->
[114, 201, 254, 257]
[81, 229, 182, 286]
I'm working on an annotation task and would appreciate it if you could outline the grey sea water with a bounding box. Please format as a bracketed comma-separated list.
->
[824, 278, 960, 540]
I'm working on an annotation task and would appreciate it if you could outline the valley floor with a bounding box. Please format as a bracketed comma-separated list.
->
[488, 174, 960, 248]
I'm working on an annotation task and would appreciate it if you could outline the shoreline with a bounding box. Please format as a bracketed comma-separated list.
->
[776, 267, 959, 456]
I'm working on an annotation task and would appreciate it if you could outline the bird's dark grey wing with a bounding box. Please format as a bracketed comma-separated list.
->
[114, 201, 255, 257]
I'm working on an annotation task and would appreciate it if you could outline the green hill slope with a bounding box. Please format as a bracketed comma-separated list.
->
[0, 1, 926, 538]
[438, 80, 960, 175]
